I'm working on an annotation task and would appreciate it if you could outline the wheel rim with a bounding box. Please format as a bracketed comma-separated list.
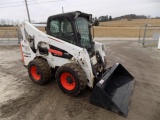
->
[60, 72, 76, 90]
[30, 66, 41, 81]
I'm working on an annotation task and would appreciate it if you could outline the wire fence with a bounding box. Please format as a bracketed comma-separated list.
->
[0, 29, 21, 44]
[0, 25, 160, 46]
[138, 24, 160, 47]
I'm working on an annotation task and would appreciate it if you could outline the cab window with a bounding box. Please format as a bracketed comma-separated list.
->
[49, 18, 75, 44]
[50, 20, 60, 37]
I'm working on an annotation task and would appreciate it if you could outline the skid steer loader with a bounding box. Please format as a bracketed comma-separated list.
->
[20, 11, 135, 117]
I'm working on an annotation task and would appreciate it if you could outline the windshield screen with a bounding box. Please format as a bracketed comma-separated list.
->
[75, 17, 91, 49]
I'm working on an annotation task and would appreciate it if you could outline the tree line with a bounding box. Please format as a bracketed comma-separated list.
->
[0, 19, 20, 27]
[93, 14, 153, 26]
[114, 14, 148, 21]
[0, 14, 158, 27]
[93, 15, 112, 26]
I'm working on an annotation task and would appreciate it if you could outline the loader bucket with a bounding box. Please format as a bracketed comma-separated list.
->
[90, 63, 135, 117]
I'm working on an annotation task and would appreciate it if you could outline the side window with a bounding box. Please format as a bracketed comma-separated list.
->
[50, 20, 60, 37]
[75, 17, 91, 49]
[61, 18, 75, 44]
[61, 19, 73, 33]
[49, 18, 75, 45]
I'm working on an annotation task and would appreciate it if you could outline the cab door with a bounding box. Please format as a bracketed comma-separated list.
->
[47, 17, 78, 45]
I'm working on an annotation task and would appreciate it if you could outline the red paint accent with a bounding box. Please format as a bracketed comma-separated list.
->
[48, 37, 64, 43]
[30, 66, 41, 81]
[60, 72, 76, 90]
[48, 49, 63, 56]
[20, 43, 24, 63]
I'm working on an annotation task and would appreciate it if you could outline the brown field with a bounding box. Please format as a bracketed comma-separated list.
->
[0, 27, 18, 38]
[0, 19, 160, 38]
[100, 19, 160, 27]
[0, 27, 45, 38]
[92, 27, 141, 37]
[95, 19, 160, 37]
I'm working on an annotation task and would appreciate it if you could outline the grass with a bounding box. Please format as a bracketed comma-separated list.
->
[0, 19, 160, 38]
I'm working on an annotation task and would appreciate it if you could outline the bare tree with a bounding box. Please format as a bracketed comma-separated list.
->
[1, 19, 6, 25]
[11, 20, 16, 26]
[15, 20, 20, 26]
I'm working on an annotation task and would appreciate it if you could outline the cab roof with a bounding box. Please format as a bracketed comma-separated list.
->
[47, 11, 92, 22]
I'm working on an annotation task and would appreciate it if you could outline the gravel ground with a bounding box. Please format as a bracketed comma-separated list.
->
[0, 41, 160, 120]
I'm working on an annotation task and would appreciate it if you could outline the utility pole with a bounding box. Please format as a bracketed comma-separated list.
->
[62, 7, 64, 13]
[24, 0, 31, 23]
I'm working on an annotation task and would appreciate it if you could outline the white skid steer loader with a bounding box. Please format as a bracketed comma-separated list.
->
[20, 11, 135, 117]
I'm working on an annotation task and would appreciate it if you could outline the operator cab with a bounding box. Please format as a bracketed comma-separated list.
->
[46, 11, 93, 52]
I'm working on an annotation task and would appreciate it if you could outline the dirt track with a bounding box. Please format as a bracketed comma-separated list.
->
[0, 41, 160, 120]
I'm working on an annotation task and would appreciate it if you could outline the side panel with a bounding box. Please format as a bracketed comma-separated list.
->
[20, 40, 36, 66]
[94, 41, 106, 62]
[45, 55, 71, 68]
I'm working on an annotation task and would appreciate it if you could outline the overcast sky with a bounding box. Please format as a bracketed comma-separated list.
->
[0, 0, 159, 22]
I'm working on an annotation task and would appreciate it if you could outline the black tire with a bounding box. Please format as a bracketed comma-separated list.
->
[56, 63, 88, 96]
[28, 58, 51, 85]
